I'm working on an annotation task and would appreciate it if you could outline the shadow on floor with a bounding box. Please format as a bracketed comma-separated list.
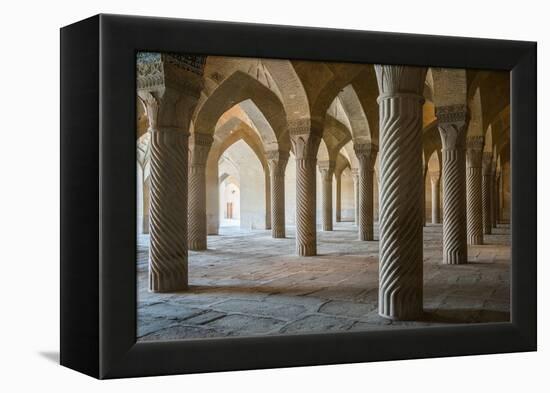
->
[423, 309, 510, 323]
[38, 351, 59, 364]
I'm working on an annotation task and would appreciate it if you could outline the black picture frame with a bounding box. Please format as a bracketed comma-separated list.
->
[60, 14, 537, 379]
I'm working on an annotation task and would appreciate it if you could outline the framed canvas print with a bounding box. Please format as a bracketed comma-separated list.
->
[60, 14, 536, 379]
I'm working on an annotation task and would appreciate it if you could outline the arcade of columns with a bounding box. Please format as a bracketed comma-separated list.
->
[137, 53, 510, 321]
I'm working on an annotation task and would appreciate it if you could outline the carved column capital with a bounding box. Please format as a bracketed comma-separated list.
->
[137, 52, 205, 98]
[189, 132, 214, 167]
[466, 136, 485, 168]
[436, 105, 470, 151]
[137, 53, 205, 134]
[318, 160, 336, 181]
[289, 119, 322, 161]
[374, 65, 427, 99]
[266, 149, 290, 162]
[354, 143, 378, 171]
[267, 150, 290, 177]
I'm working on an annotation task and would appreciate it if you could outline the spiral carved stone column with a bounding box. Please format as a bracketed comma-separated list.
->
[375, 65, 427, 320]
[493, 170, 502, 228]
[335, 173, 342, 223]
[466, 136, 484, 245]
[267, 150, 289, 238]
[318, 161, 335, 231]
[147, 127, 189, 291]
[188, 132, 213, 251]
[422, 165, 428, 226]
[482, 153, 494, 235]
[291, 124, 321, 256]
[295, 158, 317, 255]
[137, 53, 205, 292]
[354, 143, 377, 241]
[429, 171, 441, 224]
[141, 179, 151, 234]
[352, 168, 359, 226]
[437, 105, 469, 265]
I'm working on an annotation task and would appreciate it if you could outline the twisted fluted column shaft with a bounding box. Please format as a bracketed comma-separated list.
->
[482, 174, 494, 234]
[268, 151, 288, 238]
[319, 161, 335, 231]
[149, 128, 189, 292]
[423, 167, 428, 226]
[430, 173, 441, 224]
[188, 164, 207, 250]
[335, 174, 342, 223]
[466, 136, 484, 245]
[188, 133, 213, 251]
[437, 105, 469, 265]
[354, 144, 377, 240]
[375, 64, 427, 321]
[141, 180, 151, 234]
[265, 170, 272, 230]
[295, 158, 317, 255]
[491, 170, 498, 228]
[352, 169, 359, 226]
[482, 153, 494, 235]
[494, 172, 501, 226]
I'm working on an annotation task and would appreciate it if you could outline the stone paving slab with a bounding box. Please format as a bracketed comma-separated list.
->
[205, 314, 286, 336]
[137, 222, 511, 341]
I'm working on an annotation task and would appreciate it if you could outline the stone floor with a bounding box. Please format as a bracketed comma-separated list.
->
[137, 222, 511, 341]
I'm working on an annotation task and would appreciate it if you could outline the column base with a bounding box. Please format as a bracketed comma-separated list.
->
[358, 232, 374, 241]
[467, 234, 483, 245]
[272, 228, 285, 238]
[378, 301, 423, 321]
[149, 271, 188, 293]
[297, 243, 316, 256]
[322, 225, 333, 231]
[444, 253, 467, 265]
[188, 240, 207, 251]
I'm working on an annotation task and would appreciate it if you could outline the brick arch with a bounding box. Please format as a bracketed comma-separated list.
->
[347, 65, 380, 143]
[468, 71, 509, 132]
[336, 84, 372, 145]
[427, 149, 442, 173]
[213, 117, 269, 171]
[467, 87, 484, 137]
[489, 105, 510, 152]
[193, 70, 288, 151]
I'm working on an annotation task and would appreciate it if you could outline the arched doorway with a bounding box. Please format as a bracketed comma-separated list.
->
[218, 139, 267, 231]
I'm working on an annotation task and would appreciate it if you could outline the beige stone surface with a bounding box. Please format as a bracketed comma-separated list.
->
[137, 222, 510, 340]
[136, 54, 511, 324]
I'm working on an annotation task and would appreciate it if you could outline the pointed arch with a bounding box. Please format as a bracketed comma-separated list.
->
[337, 85, 372, 144]
[467, 87, 484, 137]
[194, 70, 288, 151]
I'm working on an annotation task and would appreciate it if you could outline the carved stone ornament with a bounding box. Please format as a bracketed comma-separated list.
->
[137, 52, 206, 98]
[436, 105, 470, 150]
